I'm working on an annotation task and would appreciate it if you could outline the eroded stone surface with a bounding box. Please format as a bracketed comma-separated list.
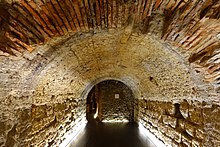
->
[138, 99, 220, 147]
[0, 28, 217, 146]
[98, 80, 135, 122]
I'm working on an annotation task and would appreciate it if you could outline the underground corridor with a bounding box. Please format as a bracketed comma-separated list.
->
[0, 0, 220, 146]
[68, 80, 156, 147]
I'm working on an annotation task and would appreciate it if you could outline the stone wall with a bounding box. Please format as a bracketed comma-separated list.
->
[0, 93, 86, 147]
[98, 80, 134, 122]
[138, 99, 220, 147]
[0, 45, 87, 146]
[0, 28, 212, 146]
[30, 96, 86, 146]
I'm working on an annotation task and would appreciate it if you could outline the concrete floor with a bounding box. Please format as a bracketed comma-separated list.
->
[69, 121, 156, 147]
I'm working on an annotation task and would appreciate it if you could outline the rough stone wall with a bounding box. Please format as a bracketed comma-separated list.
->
[0, 48, 87, 146]
[30, 96, 86, 146]
[98, 80, 134, 122]
[0, 28, 211, 146]
[0, 92, 86, 147]
[138, 99, 220, 147]
[0, 0, 219, 145]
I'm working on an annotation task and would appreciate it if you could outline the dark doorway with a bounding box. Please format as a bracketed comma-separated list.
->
[86, 85, 99, 122]
[86, 80, 135, 122]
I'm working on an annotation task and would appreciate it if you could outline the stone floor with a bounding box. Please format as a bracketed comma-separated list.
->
[69, 121, 156, 147]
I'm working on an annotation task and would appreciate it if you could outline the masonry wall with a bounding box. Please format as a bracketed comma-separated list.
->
[138, 99, 220, 147]
[0, 1, 219, 146]
[98, 80, 134, 122]
[0, 42, 87, 147]
[0, 28, 214, 146]
[0, 91, 86, 147]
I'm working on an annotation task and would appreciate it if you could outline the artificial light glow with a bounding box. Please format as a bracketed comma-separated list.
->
[94, 107, 98, 119]
[102, 119, 129, 123]
[59, 119, 87, 147]
[138, 122, 166, 147]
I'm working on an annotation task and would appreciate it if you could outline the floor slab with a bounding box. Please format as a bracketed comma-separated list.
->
[69, 121, 156, 147]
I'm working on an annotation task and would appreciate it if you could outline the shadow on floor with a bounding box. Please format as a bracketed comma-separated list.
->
[69, 120, 156, 147]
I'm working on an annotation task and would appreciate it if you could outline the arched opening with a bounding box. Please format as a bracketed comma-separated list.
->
[70, 80, 157, 147]
[86, 85, 98, 121]
[86, 80, 135, 123]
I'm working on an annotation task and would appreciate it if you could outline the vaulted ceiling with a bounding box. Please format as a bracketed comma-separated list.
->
[0, 0, 220, 92]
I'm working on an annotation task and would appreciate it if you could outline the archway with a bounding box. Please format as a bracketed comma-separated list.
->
[86, 80, 135, 122]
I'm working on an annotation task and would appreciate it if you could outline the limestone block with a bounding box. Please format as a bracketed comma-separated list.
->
[163, 136, 173, 146]
[192, 139, 202, 147]
[148, 111, 154, 118]
[139, 100, 145, 108]
[195, 128, 205, 140]
[160, 132, 166, 141]
[166, 127, 176, 139]
[150, 126, 158, 134]
[189, 106, 203, 126]
[185, 122, 195, 137]
[203, 106, 220, 123]
[32, 105, 47, 119]
[145, 109, 150, 115]
[180, 100, 189, 119]
[163, 115, 177, 128]
[99, 80, 134, 121]
[181, 133, 192, 146]
[148, 118, 157, 127]
[43, 116, 56, 128]
[162, 115, 169, 125]
[203, 109, 212, 124]
[54, 103, 66, 112]
[172, 141, 179, 147]
[215, 123, 220, 133]
[178, 119, 185, 130]
[211, 130, 220, 141]
[165, 102, 175, 116]
[151, 111, 160, 119]
[169, 117, 177, 128]
[46, 106, 54, 116]
[32, 120, 44, 133]
[157, 131, 165, 141]
[140, 108, 145, 114]
[16, 123, 31, 137]
[158, 124, 168, 134]
[173, 131, 181, 143]
[37, 141, 47, 147]
[145, 123, 153, 130]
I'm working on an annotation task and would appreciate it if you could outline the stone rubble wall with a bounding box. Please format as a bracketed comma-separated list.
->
[0, 93, 86, 147]
[138, 99, 220, 147]
[97, 80, 135, 122]
[30, 96, 86, 146]
[0, 29, 213, 146]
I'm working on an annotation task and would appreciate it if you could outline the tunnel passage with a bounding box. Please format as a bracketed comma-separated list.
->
[86, 80, 135, 122]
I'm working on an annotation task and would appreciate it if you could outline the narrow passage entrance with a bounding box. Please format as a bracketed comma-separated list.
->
[70, 80, 156, 147]
[86, 80, 135, 122]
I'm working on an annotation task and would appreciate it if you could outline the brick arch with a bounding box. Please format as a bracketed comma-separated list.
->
[0, 0, 220, 91]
